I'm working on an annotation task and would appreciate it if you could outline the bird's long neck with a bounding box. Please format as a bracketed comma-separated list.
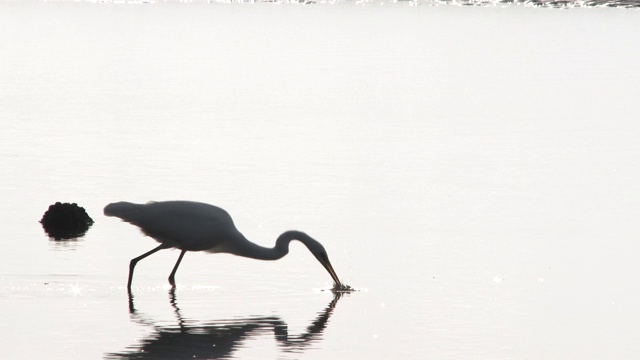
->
[229, 230, 313, 261]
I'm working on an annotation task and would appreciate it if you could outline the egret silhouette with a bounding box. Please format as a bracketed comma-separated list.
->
[104, 201, 341, 289]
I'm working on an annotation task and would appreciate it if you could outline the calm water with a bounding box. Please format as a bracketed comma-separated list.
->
[1, 2, 640, 359]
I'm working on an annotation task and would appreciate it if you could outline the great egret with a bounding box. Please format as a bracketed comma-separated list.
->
[104, 201, 341, 289]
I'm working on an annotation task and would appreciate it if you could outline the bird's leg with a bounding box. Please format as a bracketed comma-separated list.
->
[128, 244, 167, 289]
[168, 250, 187, 287]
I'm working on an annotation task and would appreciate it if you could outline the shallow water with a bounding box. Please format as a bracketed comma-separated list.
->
[1, 2, 640, 358]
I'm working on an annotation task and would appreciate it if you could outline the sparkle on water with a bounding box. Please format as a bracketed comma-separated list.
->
[69, 283, 83, 296]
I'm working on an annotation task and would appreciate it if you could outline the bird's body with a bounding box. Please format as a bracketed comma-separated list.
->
[105, 201, 241, 252]
[104, 201, 341, 289]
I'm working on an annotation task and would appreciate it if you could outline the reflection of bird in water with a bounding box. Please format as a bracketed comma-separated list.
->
[104, 201, 341, 289]
[105, 289, 344, 359]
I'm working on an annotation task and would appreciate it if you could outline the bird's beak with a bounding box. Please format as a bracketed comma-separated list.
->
[321, 256, 341, 285]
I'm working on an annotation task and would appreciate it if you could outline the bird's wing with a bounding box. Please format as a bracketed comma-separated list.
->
[107, 201, 236, 251]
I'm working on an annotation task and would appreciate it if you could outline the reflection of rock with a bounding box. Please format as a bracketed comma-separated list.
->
[40, 202, 94, 240]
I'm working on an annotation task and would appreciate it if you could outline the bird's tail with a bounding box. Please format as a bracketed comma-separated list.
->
[104, 202, 143, 221]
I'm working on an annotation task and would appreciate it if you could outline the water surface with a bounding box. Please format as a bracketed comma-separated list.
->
[1, 3, 640, 358]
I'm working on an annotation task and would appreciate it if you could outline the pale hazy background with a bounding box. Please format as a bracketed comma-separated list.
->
[1, 2, 639, 358]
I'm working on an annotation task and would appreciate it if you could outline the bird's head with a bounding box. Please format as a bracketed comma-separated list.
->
[304, 235, 341, 286]
[282, 231, 341, 286]
[316, 249, 341, 286]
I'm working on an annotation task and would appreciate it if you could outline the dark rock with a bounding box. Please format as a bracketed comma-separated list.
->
[40, 202, 94, 240]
